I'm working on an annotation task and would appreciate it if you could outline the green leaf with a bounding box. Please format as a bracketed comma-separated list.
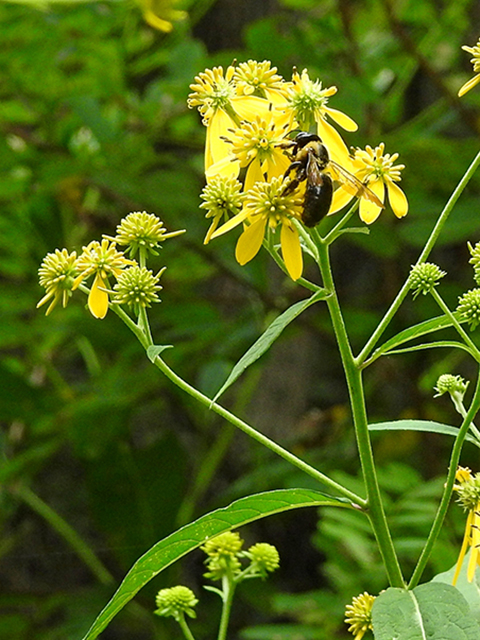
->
[367, 313, 465, 365]
[146, 345, 173, 363]
[81, 488, 347, 640]
[433, 554, 480, 624]
[372, 583, 480, 639]
[380, 340, 472, 356]
[213, 290, 327, 402]
[368, 420, 480, 448]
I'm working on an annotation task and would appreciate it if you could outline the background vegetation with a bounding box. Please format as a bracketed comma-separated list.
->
[1, 0, 480, 638]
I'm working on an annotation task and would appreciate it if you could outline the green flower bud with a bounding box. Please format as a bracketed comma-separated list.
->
[433, 374, 469, 400]
[457, 288, 480, 330]
[454, 467, 480, 512]
[468, 241, 480, 286]
[154, 585, 198, 620]
[108, 211, 185, 257]
[245, 542, 280, 577]
[200, 176, 244, 244]
[408, 262, 446, 299]
[202, 531, 243, 580]
[37, 248, 78, 315]
[113, 265, 164, 313]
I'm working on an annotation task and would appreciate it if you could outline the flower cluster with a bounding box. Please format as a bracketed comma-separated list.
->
[154, 585, 198, 620]
[458, 37, 480, 97]
[452, 467, 480, 585]
[37, 212, 182, 319]
[344, 591, 375, 640]
[409, 262, 446, 299]
[189, 61, 408, 281]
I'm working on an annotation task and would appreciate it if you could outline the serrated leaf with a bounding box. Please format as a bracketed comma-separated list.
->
[368, 313, 465, 365]
[213, 290, 327, 402]
[146, 344, 173, 363]
[368, 419, 480, 448]
[372, 583, 480, 639]
[81, 488, 347, 640]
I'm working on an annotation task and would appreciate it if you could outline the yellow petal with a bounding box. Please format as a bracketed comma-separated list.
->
[458, 73, 480, 97]
[453, 510, 474, 586]
[280, 221, 303, 281]
[329, 185, 355, 215]
[317, 118, 351, 166]
[206, 108, 236, 170]
[206, 155, 241, 181]
[88, 274, 109, 319]
[359, 179, 385, 224]
[386, 180, 408, 218]
[324, 106, 358, 132]
[142, 9, 173, 31]
[244, 159, 266, 192]
[211, 207, 252, 239]
[231, 95, 271, 121]
[204, 217, 220, 245]
[235, 217, 267, 265]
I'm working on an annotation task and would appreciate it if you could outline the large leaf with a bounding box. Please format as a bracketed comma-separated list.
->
[212, 289, 328, 402]
[369, 419, 480, 448]
[366, 313, 467, 365]
[372, 582, 480, 639]
[433, 553, 480, 623]
[81, 488, 348, 640]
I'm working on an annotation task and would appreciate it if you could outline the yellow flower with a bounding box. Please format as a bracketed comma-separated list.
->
[209, 113, 291, 192]
[188, 66, 270, 170]
[345, 592, 375, 640]
[37, 248, 78, 315]
[199, 175, 244, 244]
[331, 143, 408, 224]
[233, 60, 288, 104]
[452, 466, 480, 585]
[458, 38, 480, 97]
[279, 69, 358, 166]
[211, 176, 304, 281]
[73, 239, 135, 319]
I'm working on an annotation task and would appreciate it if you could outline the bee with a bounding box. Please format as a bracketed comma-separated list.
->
[281, 132, 384, 227]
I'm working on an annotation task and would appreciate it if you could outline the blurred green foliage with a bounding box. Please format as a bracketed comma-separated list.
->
[1, 0, 480, 638]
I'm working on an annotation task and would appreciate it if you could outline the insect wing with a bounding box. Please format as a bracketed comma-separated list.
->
[328, 160, 384, 208]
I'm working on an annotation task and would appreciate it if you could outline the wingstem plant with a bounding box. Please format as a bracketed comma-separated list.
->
[37, 57, 480, 640]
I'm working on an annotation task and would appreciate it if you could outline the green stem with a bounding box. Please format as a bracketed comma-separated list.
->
[315, 238, 405, 587]
[408, 368, 480, 588]
[14, 484, 113, 586]
[178, 614, 197, 640]
[323, 200, 359, 245]
[430, 288, 480, 362]
[357, 147, 480, 364]
[111, 302, 364, 505]
[217, 577, 236, 640]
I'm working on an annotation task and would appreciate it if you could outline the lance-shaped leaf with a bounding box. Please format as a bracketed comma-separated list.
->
[368, 419, 480, 448]
[213, 289, 328, 403]
[372, 582, 480, 639]
[81, 488, 349, 640]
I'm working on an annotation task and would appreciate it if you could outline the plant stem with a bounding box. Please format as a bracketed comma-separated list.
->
[357, 147, 480, 364]
[110, 304, 365, 505]
[408, 367, 480, 588]
[430, 288, 480, 362]
[314, 236, 405, 587]
[178, 614, 197, 640]
[14, 484, 114, 586]
[217, 577, 236, 640]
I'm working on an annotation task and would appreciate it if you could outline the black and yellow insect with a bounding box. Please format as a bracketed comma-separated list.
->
[281, 132, 384, 227]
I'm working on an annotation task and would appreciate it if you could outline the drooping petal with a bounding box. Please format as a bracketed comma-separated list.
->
[88, 274, 109, 319]
[359, 179, 385, 224]
[211, 207, 252, 239]
[244, 159, 266, 193]
[453, 510, 474, 586]
[317, 118, 352, 167]
[468, 508, 480, 582]
[206, 155, 241, 181]
[235, 217, 267, 265]
[386, 179, 408, 218]
[324, 106, 358, 132]
[204, 217, 221, 245]
[329, 186, 355, 215]
[206, 108, 236, 170]
[458, 73, 480, 97]
[280, 221, 303, 281]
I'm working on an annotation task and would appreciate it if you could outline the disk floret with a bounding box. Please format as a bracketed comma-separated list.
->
[108, 211, 184, 258]
[344, 592, 375, 640]
[154, 586, 198, 621]
[37, 248, 79, 315]
[113, 265, 164, 313]
[409, 262, 446, 298]
[457, 289, 480, 330]
[243, 542, 280, 577]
